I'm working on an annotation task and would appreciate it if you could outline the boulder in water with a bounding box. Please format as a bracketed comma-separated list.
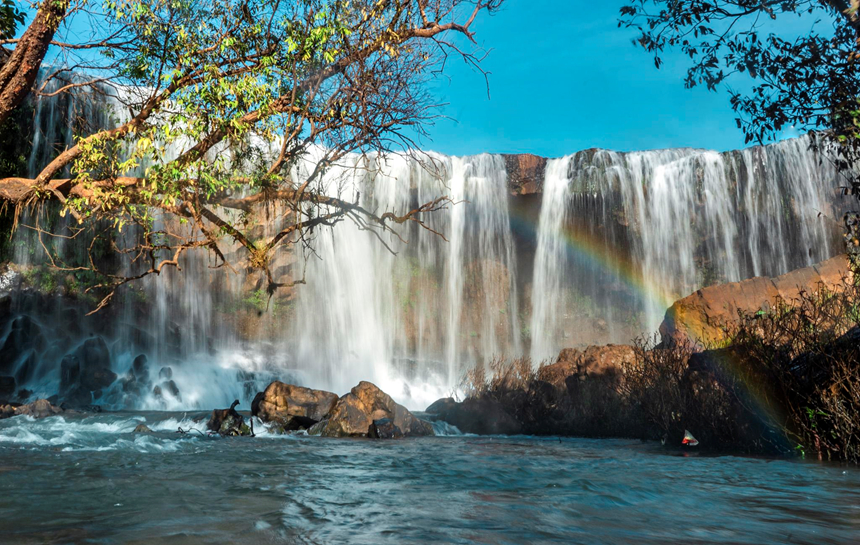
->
[133, 424, 153, 433]
[309, 381, 434, 438]
[425, 397, 521, 435]
[0, 399, 63, 420]
[206, 400, 252, 436]
[251, 382, 338, 428]
[158, 366, 172, 380]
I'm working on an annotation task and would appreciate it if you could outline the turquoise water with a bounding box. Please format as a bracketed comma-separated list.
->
[1, 412, 859, 544]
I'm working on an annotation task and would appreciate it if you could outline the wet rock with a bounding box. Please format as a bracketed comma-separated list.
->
[59, 337, 117, 407]
[14, 352, 37, 385]
[425, 397, 456, 414]
[309, 381, 434, 438]
[266, 415, 318, 434]
[152, 385, 162, 398]
[0, 316, 44, 375]
[0, 376, 15, 399]
[251, 382, 338, 429]
[161, 380, 181, 401]
[207, 400, 252, 436]
[425, 397, 522, 435]
[116, 323, 155, 353]
[0, 399, 64, 419]
[131, 354, 149, 382]
[60, 355, 81, 391]
[76, 337, 111, 373]
[158, 366, 172, 380]
[133, 424, 153, 433]
[369, 418, 402, 439]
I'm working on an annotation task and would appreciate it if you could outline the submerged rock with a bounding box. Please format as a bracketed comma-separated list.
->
[0, 399, 63, 420]
[425, 397, 522, 435]
[310, 381, 434, 438]
[207, 400, 252, 436]
[251, 382, 338, 430]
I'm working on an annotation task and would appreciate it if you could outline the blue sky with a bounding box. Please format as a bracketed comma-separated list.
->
[421, 1, 813, 157]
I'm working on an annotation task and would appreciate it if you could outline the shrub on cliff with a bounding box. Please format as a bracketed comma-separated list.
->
[627, 273, 860, 462]
[459, 355, 644, 438]
[724, 277, 860, 462]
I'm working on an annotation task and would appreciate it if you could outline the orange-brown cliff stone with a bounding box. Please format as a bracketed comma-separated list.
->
[503, 154, 547, 195]
[538, 344, 636, 389]
[660, 255, 852, 347]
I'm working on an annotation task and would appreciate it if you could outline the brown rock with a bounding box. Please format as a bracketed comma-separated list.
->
[503, 154, 548, 195]
[661, 255, 851, 347]
[538, 344, 635, 390]
[310, 381, 434, 438]
[251, 382, 338, 426]
[0, 399, 63, 419]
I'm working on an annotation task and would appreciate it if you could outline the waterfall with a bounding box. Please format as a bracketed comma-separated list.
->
[529, 156, 573, 362]
[2, 87, 849, 409]
[528, 142, 846, 360]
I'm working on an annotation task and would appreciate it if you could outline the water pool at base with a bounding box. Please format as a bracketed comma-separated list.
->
[1, 412, 859, 544]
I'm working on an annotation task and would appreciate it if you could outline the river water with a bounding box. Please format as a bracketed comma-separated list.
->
[1, 412, 859, 544]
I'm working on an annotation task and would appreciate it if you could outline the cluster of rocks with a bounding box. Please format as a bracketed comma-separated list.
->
[250, 380, 434, 439]
[0, 309, 181, 409]
[119, 355, 181, 406]
[0, 398, 64, 420]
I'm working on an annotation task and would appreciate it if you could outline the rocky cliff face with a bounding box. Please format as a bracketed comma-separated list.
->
[660, 254, 853, 346]
[502, 154, 547, 195]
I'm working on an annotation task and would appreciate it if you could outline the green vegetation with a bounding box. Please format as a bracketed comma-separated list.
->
[621, 1, 860, 205]
[1, 1, 505, 311]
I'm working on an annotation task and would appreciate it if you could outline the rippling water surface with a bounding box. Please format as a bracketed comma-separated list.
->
[1, 412, 859, 544]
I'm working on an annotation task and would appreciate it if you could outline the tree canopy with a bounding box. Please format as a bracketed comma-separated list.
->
[619, 0, 860, 209]
[0, 0, 504, 310]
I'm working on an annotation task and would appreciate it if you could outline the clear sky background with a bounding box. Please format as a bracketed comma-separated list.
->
[421, 1, 814, 158]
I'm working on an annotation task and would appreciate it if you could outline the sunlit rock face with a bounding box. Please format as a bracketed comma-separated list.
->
[0, 87, 851, 410]
[660, 254, 852, 347]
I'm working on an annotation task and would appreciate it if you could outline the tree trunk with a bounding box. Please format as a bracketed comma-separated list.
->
[0, 0, 68, 125]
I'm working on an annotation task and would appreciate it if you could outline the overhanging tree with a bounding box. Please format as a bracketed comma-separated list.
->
[0, 0, 504, 310]
[619, 0, 860, 241]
